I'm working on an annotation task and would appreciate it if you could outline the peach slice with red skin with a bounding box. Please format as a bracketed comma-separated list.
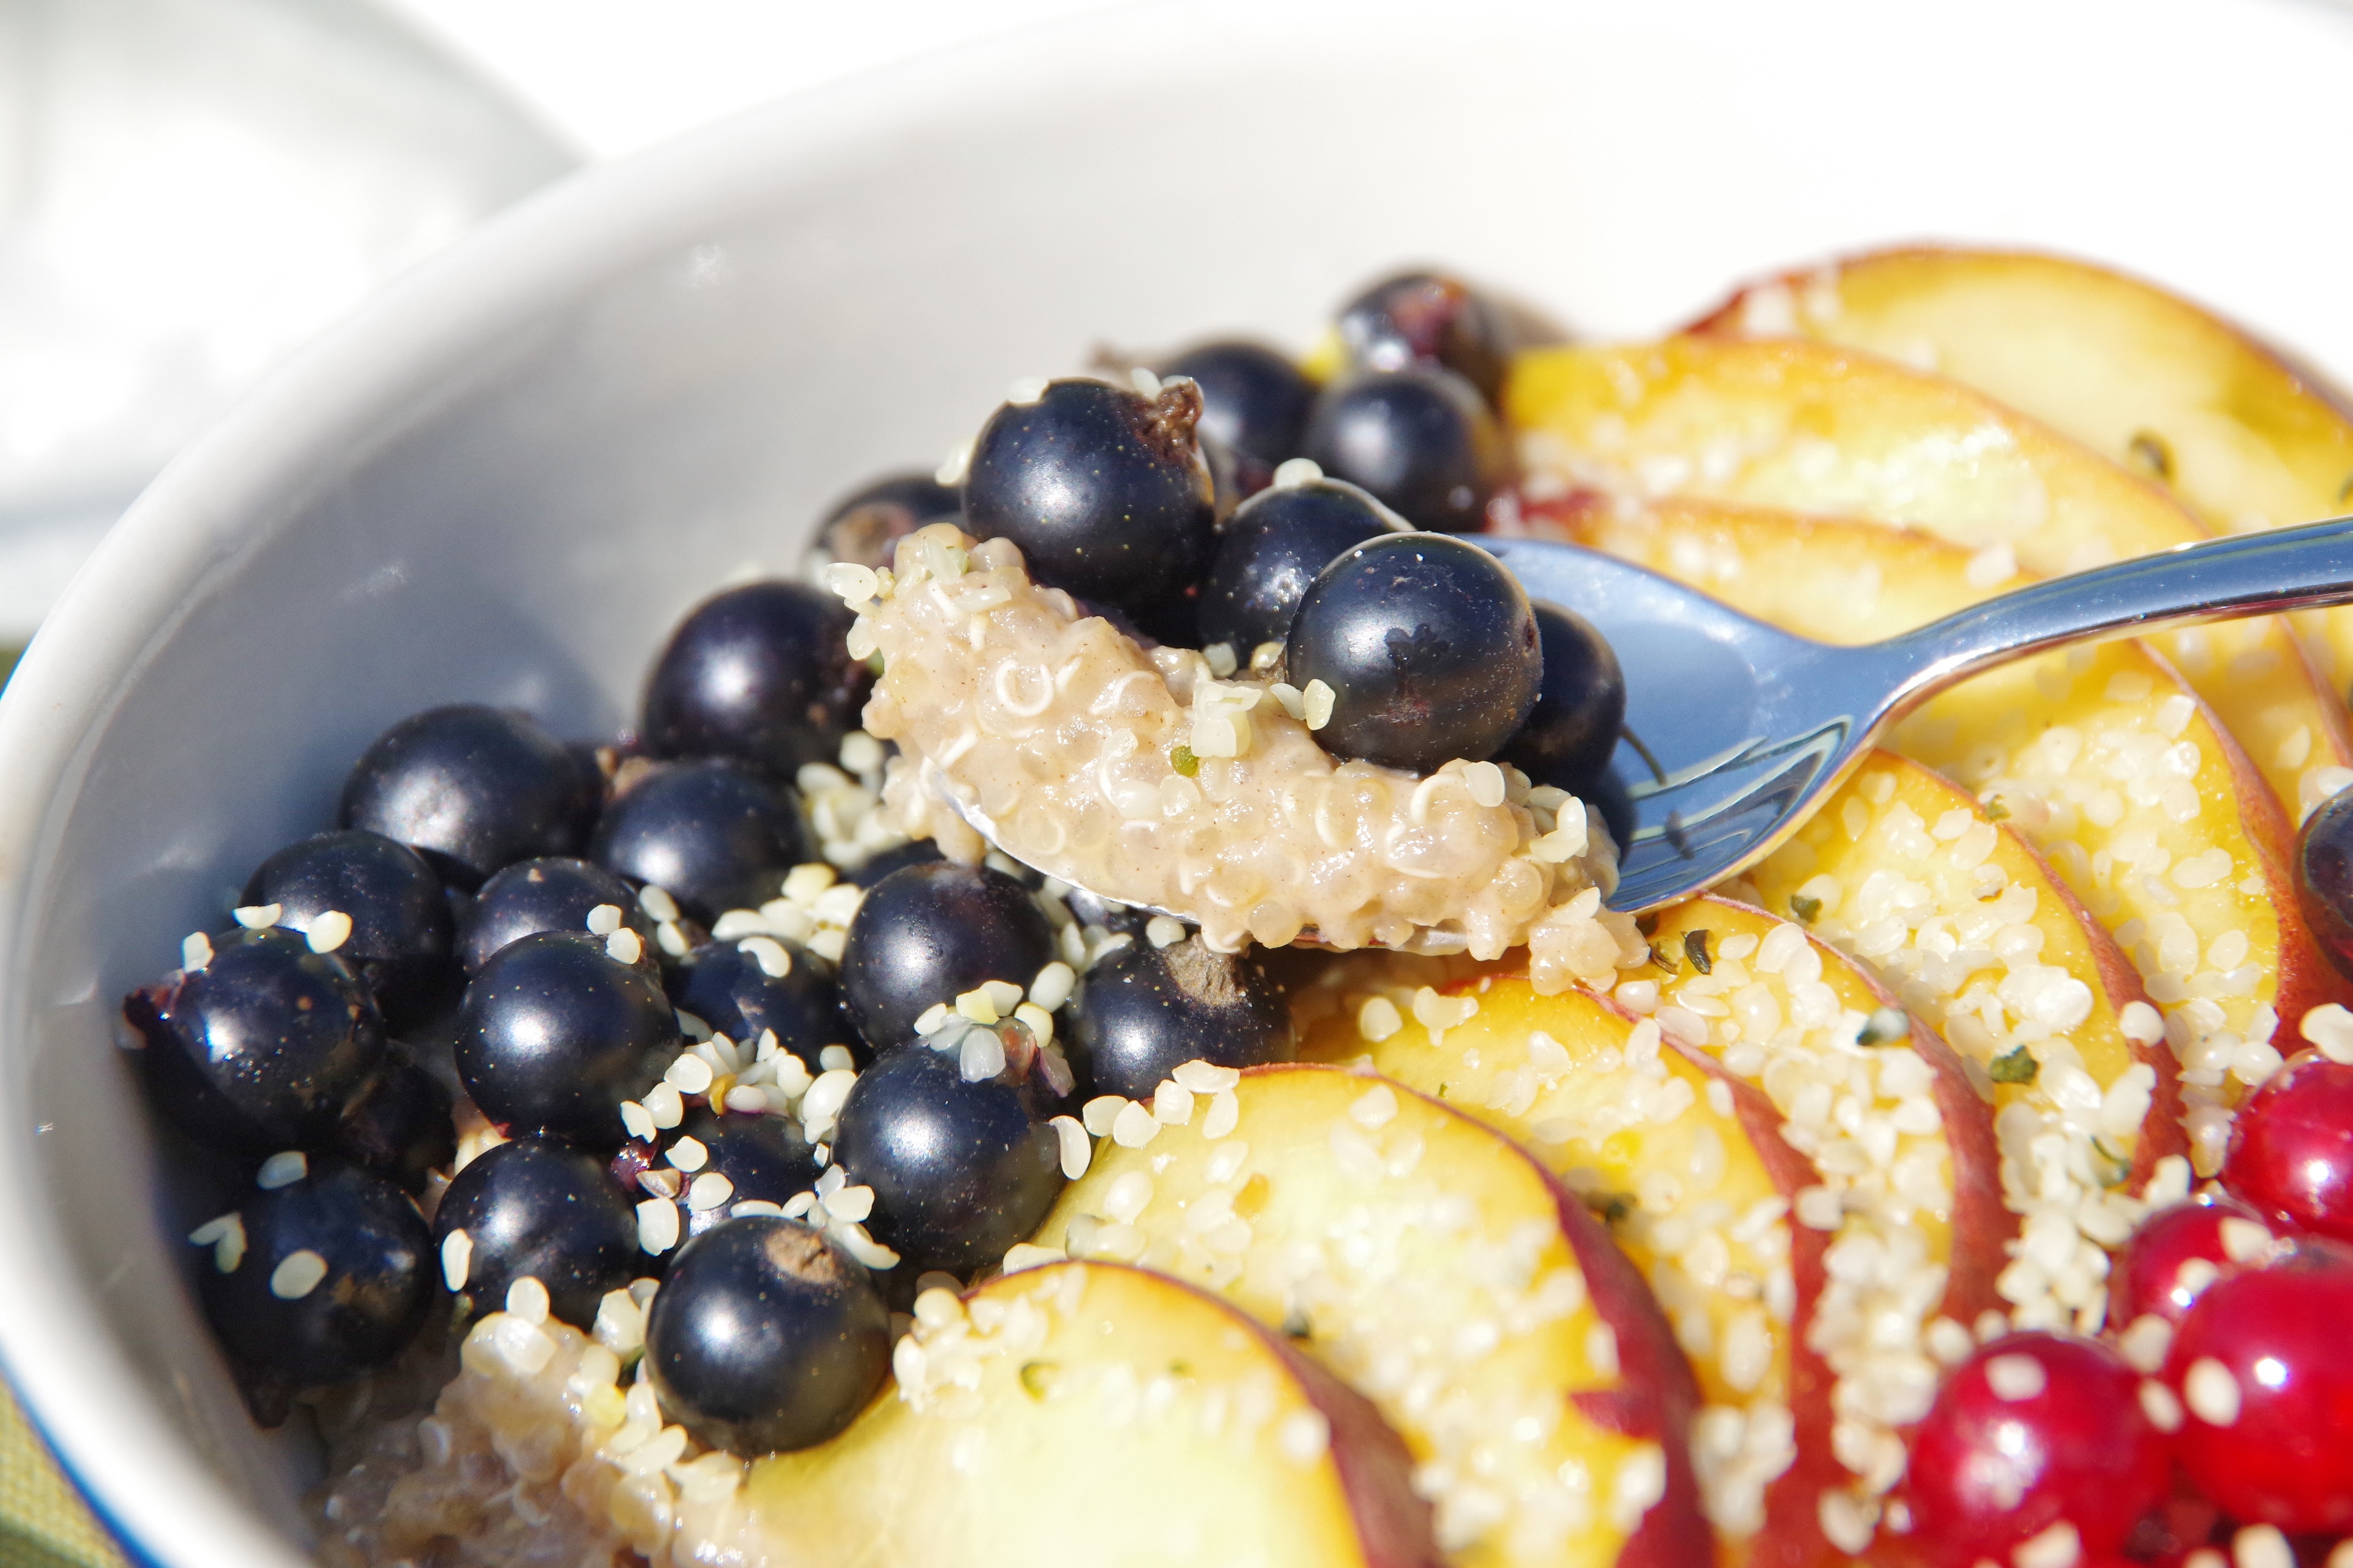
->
[1502, 332, 2353, 821]
[1535, 495, 2353, 1173]
[745, 1259, 1442, 1568]
[1034, 1063, 1709, 1568]
[1691, 244, 2353, 690]
[1630, 896, 2012, 1557]
[1301, 973, 1844, 1568]
[1746, 751, 2191, 1337]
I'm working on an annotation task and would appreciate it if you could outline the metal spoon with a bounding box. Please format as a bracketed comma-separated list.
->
[955, 513, 2353, 920]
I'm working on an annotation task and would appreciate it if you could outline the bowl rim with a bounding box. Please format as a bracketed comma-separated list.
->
[7, 0, 2353, 1563]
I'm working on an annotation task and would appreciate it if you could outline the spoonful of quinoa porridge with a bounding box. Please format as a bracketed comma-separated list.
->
[829, 373, 2353, 976]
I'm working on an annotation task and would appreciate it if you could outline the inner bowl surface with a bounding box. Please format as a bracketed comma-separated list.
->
[5, 2, 2353, 1565]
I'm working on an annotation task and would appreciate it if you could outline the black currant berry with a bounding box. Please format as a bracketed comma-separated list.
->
[333, 1053, 455, 1193]
[1198, 476, 1411, 660]
[1069, 938, 1294, 1101]
[1499, 602, 1627, 793]
[626, 1107, 822, 1248]
[1301, 366, 1509, 533]
[589, 760, 806, 923]
[125, 929, 386, 1155]
[341, 705, 595, 891]
[1161, 341, 1313, 468]
[458, 857, 654, 973]
[241, 829, 456, 1030]
[455, 932, 675, 1146]
[818, 471, 963, 571]
[838, 863, 1054, 1053]
[830, 1046, 1065, 1277]
[840, 838, 944, 888]
[1336, 271, 1515, 407]
[2297, 787, 2353, 982]
[644, 1216, 890, 1457]
[429, 1137, 642, 1329]
[193, 1156, 431, 1393]
[674, 938, 852, 1064]
[962, 378, 1217, 612]
[1285, 532, 1541, 773]
[641, 581, 871, 776]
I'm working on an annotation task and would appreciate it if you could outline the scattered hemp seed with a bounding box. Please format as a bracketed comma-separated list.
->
[1169, 745, 1199, 778]
[1989, 1045, 2040, 1085]
[1982, 796, 2011, 822]
[1857, 1006, 1910, 1046]
[1650, 946, 1679, 976]
[1788, 893, 1821, 925]
[1019, 1360, 1058, 1400]
[1681, 929, 1712, 975]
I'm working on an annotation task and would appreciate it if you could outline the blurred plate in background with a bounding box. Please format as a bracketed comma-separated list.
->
[0, 0, 575, 643]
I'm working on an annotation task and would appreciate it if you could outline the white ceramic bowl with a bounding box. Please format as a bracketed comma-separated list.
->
[6, 2, 2353, 1564]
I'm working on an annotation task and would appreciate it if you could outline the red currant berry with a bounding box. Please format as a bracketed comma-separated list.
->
[1899, 1332, 2168, 1567]
[2112, 1196, 2275, 1329]
[2222, 1051, 2353, 1243]
[2164, 1245, 2353, 1533]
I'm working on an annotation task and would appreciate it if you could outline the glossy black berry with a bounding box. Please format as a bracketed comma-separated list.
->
[1285, 532, 1541, 772]
[430, 1137, 642, 1329]
[194, 1157, 431, 1392]
[841, 838, 944, 888]
[674, 939, 852, 1063]
[341, 705, 595, 890]
[641, 581, 871, 776]
[334, 1053, 455, 1193]
[838, 863, 1054, 1052]
[644, 1216, 889, 1456]
[459, 857, 654, 973]
[1302, 366, 1509, 533]
[830, 1046, 1065, 1276]
[589, 760, 806, 924]
[962, 377, 1217, 612]
[1162, 341, 1313, 468]
[1198, 477, 1411, 660]
[455, 932, 675, 1146]
[1336, 271, 1515, 407]
[626, 1107, 822, 1248]
[241, 830, 456, 1031]
[818, 471, 964, 571]
[1069, 938, 1294, 1101]
[2297, 787, 2353, 982]
[125, 929, 386, 1155]
[1199, 432, 1275, 523]
[1499, 602, 1627, 793]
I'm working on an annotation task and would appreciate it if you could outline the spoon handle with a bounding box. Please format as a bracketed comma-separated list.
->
[1878, 512, 2353, 710]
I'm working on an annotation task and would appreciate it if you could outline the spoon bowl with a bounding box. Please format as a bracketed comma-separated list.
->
[1491, 515, 2353, 910]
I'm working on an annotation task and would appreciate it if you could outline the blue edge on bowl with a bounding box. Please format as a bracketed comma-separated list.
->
[14, 1397, 162, 1568]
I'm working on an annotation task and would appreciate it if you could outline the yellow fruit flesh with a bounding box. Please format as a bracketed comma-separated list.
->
[1303, 977, 1807, 1553]
[1035, 1066, 1659, 1568]
[1711, 246, 2353, 689]
[1506, 335, 2353, 818]
[748, 1263, 1386, 1568]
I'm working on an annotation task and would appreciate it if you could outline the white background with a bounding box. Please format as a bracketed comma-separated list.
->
[380, 1, 1141, 159]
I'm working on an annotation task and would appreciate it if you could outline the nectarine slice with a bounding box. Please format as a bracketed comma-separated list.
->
[1035, 1063, 1709, 1568]
[1301, 974, 1843, 1568]
[746, 1260, 1442, 1568]
[1630, 896, 2011, 1557]
[1746, 752, 2189, 1323]
[1504, 333, 2353, 818]
[1694, 245, 2353, 690]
